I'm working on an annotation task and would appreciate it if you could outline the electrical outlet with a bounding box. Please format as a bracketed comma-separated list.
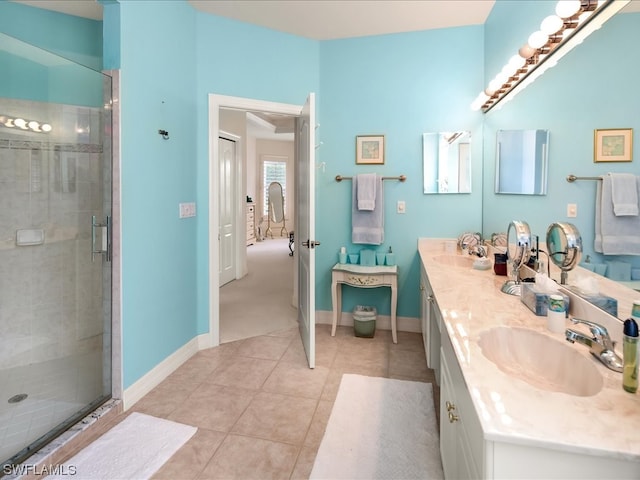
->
[567, 203, 577, 218]
[397, 201, 406, 214]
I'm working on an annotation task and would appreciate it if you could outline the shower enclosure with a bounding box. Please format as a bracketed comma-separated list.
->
[0, 34, 113, 466]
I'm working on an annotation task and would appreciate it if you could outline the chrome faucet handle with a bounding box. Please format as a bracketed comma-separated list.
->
[570, 317, 609, 338]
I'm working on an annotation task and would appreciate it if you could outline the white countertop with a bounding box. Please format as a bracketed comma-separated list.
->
[418, 238, 640, 462]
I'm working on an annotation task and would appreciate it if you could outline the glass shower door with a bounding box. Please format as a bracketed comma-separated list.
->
[0, 33, 112, 466]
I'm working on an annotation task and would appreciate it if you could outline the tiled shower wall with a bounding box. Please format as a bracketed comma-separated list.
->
[0, 99, 108, 370]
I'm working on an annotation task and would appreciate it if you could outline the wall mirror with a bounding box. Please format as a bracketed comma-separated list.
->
[266, 181, 287, 237]
[495, 129, 549, 195]
[482, 2, 640, 321]
[423, 131, 471, 194]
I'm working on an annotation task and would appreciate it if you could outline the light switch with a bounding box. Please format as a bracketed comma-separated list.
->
[567, 203, 577, 218]
[397, 201, 406, 214]
[179, 202, 196, 218]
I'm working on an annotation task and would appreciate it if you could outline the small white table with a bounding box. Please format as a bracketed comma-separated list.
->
[331, 263, 399, 343]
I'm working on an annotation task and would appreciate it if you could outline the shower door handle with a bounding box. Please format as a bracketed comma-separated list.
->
[92, 215, 112, 262]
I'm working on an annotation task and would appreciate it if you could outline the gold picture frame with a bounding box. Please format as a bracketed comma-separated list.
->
[356, 135, 385, 165]
[594, 128, 633, 162]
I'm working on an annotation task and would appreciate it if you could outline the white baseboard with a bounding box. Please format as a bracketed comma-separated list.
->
[123, 312, 419, 409]
[315, 310, 420, 333]
[122, 333, 208, 410]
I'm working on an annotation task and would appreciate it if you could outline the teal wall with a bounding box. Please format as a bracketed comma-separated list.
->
[316, 27, 484, 317]
[0, 1, 102, 71]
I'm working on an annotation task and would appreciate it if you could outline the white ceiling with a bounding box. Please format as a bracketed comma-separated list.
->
[11, 0, 495, 40]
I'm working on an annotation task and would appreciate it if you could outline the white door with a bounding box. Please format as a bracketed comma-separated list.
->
[219, 136, 236, 286]
[296, 93, 317, 368]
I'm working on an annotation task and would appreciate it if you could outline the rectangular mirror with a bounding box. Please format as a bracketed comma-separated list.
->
[423, 131, 471, 194]
[495, 129, 549, 195]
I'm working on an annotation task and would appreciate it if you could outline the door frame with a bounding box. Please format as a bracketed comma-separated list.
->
[208, 94, 302, 347]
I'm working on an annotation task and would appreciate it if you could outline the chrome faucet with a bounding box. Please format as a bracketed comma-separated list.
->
[468, 245, 487, 257]
[565, 317, 623, 372]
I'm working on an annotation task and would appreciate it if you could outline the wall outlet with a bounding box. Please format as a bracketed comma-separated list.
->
[567, 203, 577, 218]
[179, 202, 196, 218]
[397, 200, 406, 214]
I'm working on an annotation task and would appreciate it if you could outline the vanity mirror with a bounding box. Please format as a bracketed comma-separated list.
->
[547, 222, 582, 285]
[495, 129, 549, 195]
[501, 220, 532, 296]
[423, 131, 471, 194]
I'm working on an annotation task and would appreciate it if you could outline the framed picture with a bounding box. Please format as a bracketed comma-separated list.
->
[594, 128, 633, 162]
[356, 135, 385, 165]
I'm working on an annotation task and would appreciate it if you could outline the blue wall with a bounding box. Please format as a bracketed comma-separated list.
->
[0, 1, 102, 71]
[316, 26, 484, 317]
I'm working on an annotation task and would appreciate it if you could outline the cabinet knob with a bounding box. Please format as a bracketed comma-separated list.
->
[445, 401, 456, 412]
[448, 411, 459, 423]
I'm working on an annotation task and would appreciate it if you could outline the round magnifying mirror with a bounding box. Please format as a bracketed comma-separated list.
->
[501, 220, 532, 295]
[546, 222, 582, 284]
[506, 220, 532, 270]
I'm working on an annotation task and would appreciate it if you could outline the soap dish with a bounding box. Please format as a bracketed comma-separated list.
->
[473, 258, 492, 270]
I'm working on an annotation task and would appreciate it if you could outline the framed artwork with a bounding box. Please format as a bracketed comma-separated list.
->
[356, 135, 385, 165]
[594, 128, 633, 162]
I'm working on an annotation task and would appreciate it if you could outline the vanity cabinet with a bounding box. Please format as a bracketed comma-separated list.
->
[420, 263, 441, 382]
[440, 329, 483, 480]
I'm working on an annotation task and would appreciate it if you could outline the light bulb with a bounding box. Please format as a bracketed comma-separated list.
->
[508, 54, 525, 71]
[41, 124, 52, 132]
[528, 30, 549, 49]
[540, 15, 564, 35]
[14, 118, 27, 129]
[488, 78, 503, 92]
[484, 86, 496, 96]
[556, 0, 581, 19]
[519, 44, 536, 59]
[28, 121, 40, 130]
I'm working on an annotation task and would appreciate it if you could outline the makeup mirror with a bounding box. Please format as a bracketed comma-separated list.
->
[501, 220, 532, 295]
[547, 222, 582, 285]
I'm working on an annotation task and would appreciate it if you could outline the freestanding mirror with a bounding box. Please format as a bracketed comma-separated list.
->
[266, 181, 287, 237]
[501, 220, 532, 295]
[495, 129, 549, 195]
[547, 222, 582, 285]
[423, 131, 471, 194]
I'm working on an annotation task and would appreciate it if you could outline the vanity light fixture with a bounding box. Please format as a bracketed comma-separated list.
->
[0, 114, 52, 133]
[471, 0, 629, 113]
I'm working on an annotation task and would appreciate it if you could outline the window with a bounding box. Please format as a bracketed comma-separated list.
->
[263, 158, 287, 216]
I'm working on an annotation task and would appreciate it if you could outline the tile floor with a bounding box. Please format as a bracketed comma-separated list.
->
[62, 324, 439, 480]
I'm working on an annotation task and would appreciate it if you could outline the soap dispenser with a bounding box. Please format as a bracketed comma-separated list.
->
[623, 306, 639, 393]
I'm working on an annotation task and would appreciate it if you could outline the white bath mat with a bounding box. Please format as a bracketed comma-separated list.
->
[48, 412, 196, 480]
[310, 374, 443, 480]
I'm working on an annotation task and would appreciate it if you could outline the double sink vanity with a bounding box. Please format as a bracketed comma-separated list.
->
[418, 238, 639, 479]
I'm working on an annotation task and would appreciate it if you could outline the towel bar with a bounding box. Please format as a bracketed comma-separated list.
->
[336, 174, 406, 182]
[566, 174, 603, 182]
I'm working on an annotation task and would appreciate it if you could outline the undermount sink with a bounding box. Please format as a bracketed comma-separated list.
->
[478, 326, 603, 397]
[432, 254, 474, 268]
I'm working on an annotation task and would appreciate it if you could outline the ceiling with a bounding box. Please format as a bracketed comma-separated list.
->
[11, 1, 495, 40]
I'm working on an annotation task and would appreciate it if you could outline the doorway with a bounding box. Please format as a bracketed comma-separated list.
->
[208, 94, 316, 368]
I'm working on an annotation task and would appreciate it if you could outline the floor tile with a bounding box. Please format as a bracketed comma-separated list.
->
[205, 355, 277, 390]
[262, 362, 329, 399]
[231, 391, 318, 445]
[234, 335, 293, 361]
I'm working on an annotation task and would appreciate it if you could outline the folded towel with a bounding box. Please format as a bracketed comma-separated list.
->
[356, 173, 377, 211]
[609, 172, 639, 216]
[352, 176, 384, 245]
[595, 175, 640, 254]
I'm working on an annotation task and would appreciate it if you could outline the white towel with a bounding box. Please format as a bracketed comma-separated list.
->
[609, 172, 639, 216]
[352, 176, 384, 245]
[595, 174, 640, 254]
[356, 173, 377, 211]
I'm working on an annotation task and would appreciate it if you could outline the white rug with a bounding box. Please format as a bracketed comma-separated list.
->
[47, 412, 196, 480]
[310, 374, 443, 480]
